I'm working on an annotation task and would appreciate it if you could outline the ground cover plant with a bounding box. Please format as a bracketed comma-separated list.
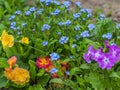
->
[0, 0, 120, 90]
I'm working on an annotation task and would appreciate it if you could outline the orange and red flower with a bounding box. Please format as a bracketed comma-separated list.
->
[36, 56, 52, 68]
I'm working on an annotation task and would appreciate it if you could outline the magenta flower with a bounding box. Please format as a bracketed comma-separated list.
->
[83, 45, 94, 63]
[91, 49, 103, 62]
[108, 45, 120, 63]
[97, 53, 115, 70]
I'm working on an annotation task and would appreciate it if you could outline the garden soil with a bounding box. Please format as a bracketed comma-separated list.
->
[65, 0, 120, 22]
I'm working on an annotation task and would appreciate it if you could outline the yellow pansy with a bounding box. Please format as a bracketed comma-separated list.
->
[21, 37, 29, 44]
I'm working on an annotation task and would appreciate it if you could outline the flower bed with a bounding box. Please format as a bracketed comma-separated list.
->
[0, 0, 120, 90]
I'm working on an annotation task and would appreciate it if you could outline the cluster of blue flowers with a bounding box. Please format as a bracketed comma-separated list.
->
[102, 33, 112, 40]
[74, 25, 80, 31]
[50, 52, 60, 61]
[51, 9, 60, 15]
[73, 13, 80, 20]
[58, 20, 72, 26]
[59, 36, 69, 44]
[42, 24, 51, 31]
[81, 30, 90, 38]
[88, 24, 96, 30]
[62, 1, 71, 8]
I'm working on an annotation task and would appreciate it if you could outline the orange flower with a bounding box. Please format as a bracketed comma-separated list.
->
[4, 56, 30, 85]
[8, 56, 17, 69]
[36, 56, 51, 68]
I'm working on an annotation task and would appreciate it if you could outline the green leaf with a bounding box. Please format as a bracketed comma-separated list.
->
[80, 64, 90, 69]
[38, 74, 50, 87]
[29, 84, 43, 90]
[48, 39, 57, 48]
[29, 60, 36, 80]
[0, 58, 9, 68]
[37, 69, 45, 77]
[70, 67, 81, 79]
[0, 76, 8, 88]
[4, 1, 11, 12]
[109, 72, 120, 79]
[50, 78, 64, 84]
[85, 73, 105, 90]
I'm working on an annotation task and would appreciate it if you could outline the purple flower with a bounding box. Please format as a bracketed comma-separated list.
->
[97, 53, 115, 70]
[83, 45, 94, 63]
[91, 49, 103, 61]
[108, 45, 120, 63]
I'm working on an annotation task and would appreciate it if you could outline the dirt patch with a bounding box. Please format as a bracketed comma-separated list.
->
[69, 0, 120, 22]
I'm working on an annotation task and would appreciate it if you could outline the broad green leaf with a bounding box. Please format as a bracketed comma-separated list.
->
[0, 58, 9, 68]
[29, 60, 36, 80]
[50, 78, 64, 84]
[37, 69, 45, 77]
[70, 67, 81, 79]
[29, 84, 43, 90]
[38, 74, 50, 87]
[109, 72, 120, 79]
[0, 76, 8, 88]
[85, 73, 105, 90]
[80, 64, 90, 69]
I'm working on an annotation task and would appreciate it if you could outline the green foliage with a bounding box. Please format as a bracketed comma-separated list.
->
[0, 0, 120, 90]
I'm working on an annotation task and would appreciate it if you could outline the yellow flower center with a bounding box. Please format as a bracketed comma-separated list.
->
[40, 58, 49, 65]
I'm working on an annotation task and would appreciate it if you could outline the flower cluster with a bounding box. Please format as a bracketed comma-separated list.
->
[36, 55, 70, 78]
[84, 41, 120, 70]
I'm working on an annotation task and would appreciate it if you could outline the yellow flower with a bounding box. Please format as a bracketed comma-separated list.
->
[0, 30, 14, 49]
[21, 37, 29, 44]
[4, 56, 30, 85]
[4, 67, 30, 85]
